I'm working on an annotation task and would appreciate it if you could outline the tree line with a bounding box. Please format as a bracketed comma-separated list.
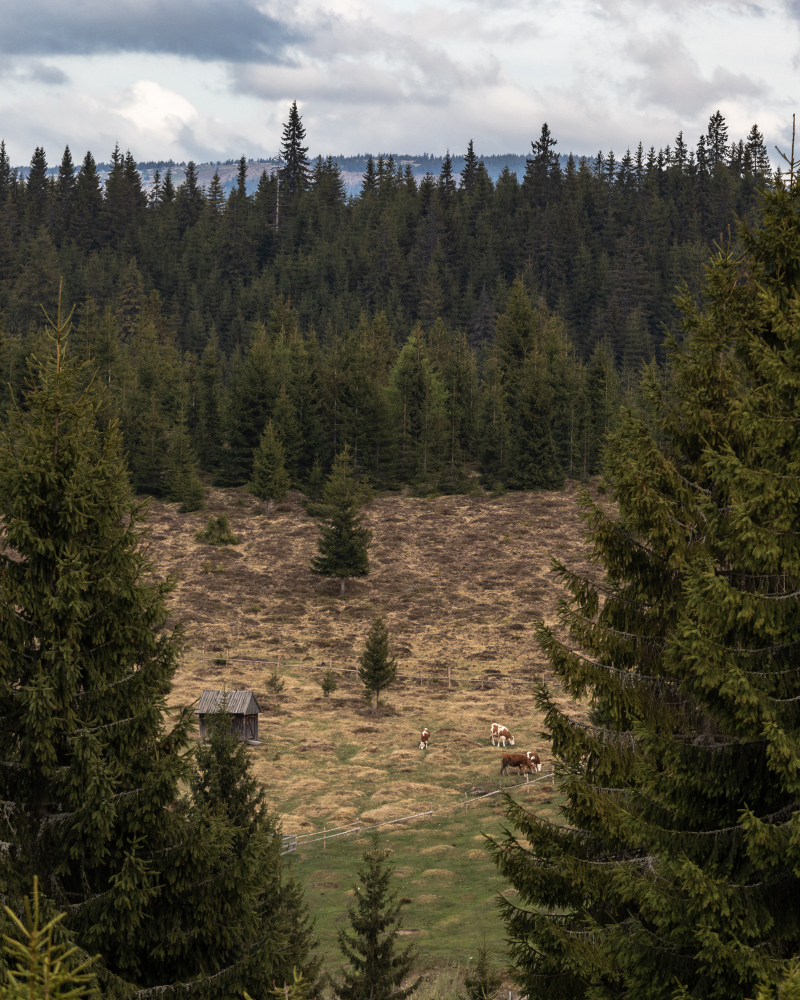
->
[0, 108, 773, 497]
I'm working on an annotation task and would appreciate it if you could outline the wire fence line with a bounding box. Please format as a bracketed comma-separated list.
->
[283, 769, 556, 853]
[189, 645, 542, 691]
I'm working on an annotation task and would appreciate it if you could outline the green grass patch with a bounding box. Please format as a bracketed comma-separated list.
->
[287, 794, 556, 969]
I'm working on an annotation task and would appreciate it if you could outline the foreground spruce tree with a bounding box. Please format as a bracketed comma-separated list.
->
[310, 444, 371, 596]
[358, 617, 397, 711]
[0, 300, 315, 996]
[490, 172, 800, 997]
[193, 708, 321, 997]
[332, 836, 418, 1000]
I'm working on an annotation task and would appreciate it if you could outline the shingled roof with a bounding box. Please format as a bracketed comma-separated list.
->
[195, 690, 260, 716]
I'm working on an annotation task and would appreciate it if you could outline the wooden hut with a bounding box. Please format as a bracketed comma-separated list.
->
[195, 689, 261, 742]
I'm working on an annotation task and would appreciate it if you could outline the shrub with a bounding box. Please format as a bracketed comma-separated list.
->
[318, 670, 338, 698]
[196, 514, 239, 545]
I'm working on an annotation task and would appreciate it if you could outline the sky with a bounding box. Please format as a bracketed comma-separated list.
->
[0, 0, 797, 167]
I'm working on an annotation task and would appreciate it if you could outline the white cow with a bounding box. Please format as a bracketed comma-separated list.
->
[490, 723, 515, 747]
[419, 727, 430, 750]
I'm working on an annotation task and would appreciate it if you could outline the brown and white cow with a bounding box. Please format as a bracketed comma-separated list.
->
[526, 751, 542, 772]
[490, 723, 515, 747]
[500, 753, 535, 780]
[419, 727, 430, 750]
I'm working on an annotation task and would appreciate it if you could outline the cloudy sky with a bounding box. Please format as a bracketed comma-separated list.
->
[0, 0, 797, 166]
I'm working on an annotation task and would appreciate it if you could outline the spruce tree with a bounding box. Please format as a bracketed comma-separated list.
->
[358, 616, 397, 711]
[0, 294, 310, 996]
[310, 444, 371, 597]
[489, 162, 800, 1000]
[250, 419, 291, 516]
[332, 836, 418, 1000]
[167, 404, 205, 512]
[190, 704, 320, 998]
[280, 101, 310, 200]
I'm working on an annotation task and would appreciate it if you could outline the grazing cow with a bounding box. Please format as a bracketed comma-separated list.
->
[419, 727, 430, 750]
[490, 723, 515, 747]
[501, 753, 535, 781]
[526, 751, 542, 772]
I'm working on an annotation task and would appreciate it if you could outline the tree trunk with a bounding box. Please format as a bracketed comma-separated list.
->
[266, 497, 271, 517]
[339, 578, 346, 597]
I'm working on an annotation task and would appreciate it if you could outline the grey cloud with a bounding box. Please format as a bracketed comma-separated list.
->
[21, 61, 70, 86]
[0, 0, 299, 62]
[590, 0, 768, 21]
[625, 32, 766, 114]
[231, 9, 503, 108]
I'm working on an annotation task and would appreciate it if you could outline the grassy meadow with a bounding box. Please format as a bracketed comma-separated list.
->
[152, 484, 593, 974]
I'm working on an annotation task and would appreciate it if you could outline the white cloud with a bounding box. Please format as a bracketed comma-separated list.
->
[0, 0, 796, 164]
[115, 82, 199, 142]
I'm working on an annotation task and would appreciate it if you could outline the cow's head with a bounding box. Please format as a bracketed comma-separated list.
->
[508, 735, 515, 746]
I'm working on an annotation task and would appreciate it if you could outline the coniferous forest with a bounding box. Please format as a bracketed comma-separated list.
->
[2, 100, 800, 1000]
[0, 108, 775, 497]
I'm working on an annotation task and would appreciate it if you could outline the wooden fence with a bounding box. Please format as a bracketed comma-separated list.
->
[284, 768, 556, 853]
[189, 646, 541, 692]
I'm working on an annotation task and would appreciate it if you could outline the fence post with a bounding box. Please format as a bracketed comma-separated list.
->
[447, 664, 451, 688]
[463, 791, 467, 814]
[323, 826, 326, 851]
[356, 818, 360, 840]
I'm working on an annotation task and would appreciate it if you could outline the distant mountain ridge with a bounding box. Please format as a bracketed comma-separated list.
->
[15, 151, 570, 196]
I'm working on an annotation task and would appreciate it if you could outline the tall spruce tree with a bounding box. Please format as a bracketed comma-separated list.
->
[489, 162, 800, 999]
[310, 444, 371, 597]
[332, 836, 418, 1000]
[0, 294, 307, 996]
[280, 101, 310, 200]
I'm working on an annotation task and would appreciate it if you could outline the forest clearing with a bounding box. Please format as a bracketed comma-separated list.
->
[155, 485, 590, 965]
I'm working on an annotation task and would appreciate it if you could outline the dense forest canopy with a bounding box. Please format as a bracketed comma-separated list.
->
[0, 109, 774, 496]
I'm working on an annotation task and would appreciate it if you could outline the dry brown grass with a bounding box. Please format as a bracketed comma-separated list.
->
[147, 483, 594, 833]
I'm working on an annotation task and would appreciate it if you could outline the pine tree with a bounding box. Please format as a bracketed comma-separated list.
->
[507, 353, 564, 490]
[461, 139, 479, 194]
[55, 146, 76, 241]
[332, 835, 418, 1000]
[196, 328, 224, 470]
[167, 404, 205, 512]
[0, 291, 290, 993]
[0, 139, 10, 201]
[280, 101, 310, 200]
[461, 941, 502, 1000]
[177, 160, 204, 230]
[361, 155, 377, 198]
[358, 616, 397, 710]
[489, 162, 800, 1000]
[207, 170, 225, 216]
[311, 444, 371, 597]
[707, 109, 729, 167]
[72, 152, 103, 252]
[0, 878, 98, 1000]
[25, 146, 49, 232]
[438, 152, 456, 201]
[250, 419, 291, 516]
[190, 701, 320, 998]
[390, 327, 447, 486]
